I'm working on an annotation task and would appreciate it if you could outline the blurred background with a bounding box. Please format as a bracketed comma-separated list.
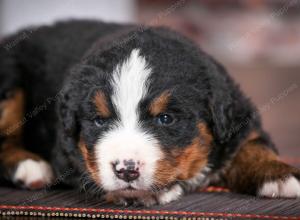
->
[0, 0, 299, 160]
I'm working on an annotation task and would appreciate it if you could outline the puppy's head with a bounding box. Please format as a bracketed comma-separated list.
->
[59, 28, 228, 197]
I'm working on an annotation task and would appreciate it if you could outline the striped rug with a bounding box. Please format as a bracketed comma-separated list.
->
[0, 157, 300, 219]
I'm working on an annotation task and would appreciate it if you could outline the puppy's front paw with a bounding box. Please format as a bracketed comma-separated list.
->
[13, 159, 54, 190]
[157, 184, 183, 205]
[259, 176, 300, 198]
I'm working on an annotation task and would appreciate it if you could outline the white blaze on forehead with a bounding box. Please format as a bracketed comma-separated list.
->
[111, 49, 152, 128]
[95, 49, 162, 191]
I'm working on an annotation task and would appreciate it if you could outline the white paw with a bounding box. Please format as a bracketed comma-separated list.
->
[258, 176, 300, 198]
[158, 184, 183, 205]
[13, 159, 54, 190]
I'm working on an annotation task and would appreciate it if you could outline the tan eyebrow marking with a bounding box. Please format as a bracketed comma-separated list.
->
[149, 91, 171, 116]
[93, 91, 111, 117]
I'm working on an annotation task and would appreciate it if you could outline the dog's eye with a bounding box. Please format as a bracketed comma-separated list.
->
[157, 113, 174, 126]
[94, 116, 106, 127]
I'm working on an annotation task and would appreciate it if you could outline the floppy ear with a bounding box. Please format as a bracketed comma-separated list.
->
[209, 89, 234, 144]
[209, 62, 255, 145]
[58, 87, 78, 137]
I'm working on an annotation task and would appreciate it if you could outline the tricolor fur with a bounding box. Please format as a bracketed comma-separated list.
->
[0, 20, 300, 206]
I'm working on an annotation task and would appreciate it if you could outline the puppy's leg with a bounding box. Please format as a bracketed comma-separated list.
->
[0, 140, 54, 189]
[225, 134, 300, 198]
[0, 89, 53, 189]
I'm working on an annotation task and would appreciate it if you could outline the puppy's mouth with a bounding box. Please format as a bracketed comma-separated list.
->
[110, 180, 174, 194]
[113, 181, 151, 192]
[125, 186, 136, 190]
[115, 187, 148, 194]
[105, 187, 157, 201]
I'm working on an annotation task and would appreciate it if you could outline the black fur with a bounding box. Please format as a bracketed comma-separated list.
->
[0, 20, 275, 197]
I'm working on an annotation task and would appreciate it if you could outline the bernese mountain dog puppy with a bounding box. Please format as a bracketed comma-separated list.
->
[0, 20, 300, 206]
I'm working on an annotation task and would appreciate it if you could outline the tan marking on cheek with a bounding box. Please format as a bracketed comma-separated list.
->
[93, 91, 111, 118]
[0, 89, 25, 136]
[154, 123, 212, 186]
[79, 139, 100, 184]
[197, 122, 213, 145]
[175, 123, 212, 180]
[154, 158, 178, 189]
[176, 137, 209, 180]
[149, 91, 170, 116]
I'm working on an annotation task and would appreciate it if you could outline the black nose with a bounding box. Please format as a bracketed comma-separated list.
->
[113, 159, 140, 182]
